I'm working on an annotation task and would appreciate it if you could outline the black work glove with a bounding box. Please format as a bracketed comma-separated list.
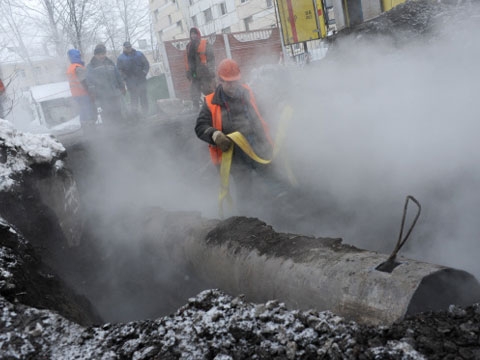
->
[212, 130, 232, 152]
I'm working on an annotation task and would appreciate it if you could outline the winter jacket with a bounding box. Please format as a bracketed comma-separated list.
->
[185, 28, 215, 80]
[86, 56, 125, 100]
[195, 84, 272, 165]
[67, 49, 89, 96]
[117, 49, 150, 85]
[0, 79, 5, 94]
[67, 63, 89, 97]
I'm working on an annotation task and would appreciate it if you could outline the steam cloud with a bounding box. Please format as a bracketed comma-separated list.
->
[257, 4, 480, 279]
[72, 3, 480, 321]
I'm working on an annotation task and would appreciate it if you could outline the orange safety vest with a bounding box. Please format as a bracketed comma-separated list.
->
[205, 84, 273, 165]
[185, 39, 208, 71]
[66, 63, 88, 97]
[0, 79, 5, 94]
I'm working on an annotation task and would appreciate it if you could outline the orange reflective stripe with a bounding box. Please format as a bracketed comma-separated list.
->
[185, 39, 208, 71]
[205, 86, 272, 165]
[184, 51, 189, 71]
[67, 63, 88, 97]
[206, 93, 222, 165]
[198, 39, 207, 64]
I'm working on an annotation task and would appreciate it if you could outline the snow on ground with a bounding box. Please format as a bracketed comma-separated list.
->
[0, 289, 426, 359]
[12, 116, 81, 136]
[48, 116, 81, 135]
[0, 119, 65, 191]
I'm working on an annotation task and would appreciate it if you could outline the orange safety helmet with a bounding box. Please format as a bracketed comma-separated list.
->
[217, 58, 241, 81]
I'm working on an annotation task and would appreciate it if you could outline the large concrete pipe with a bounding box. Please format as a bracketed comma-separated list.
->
[172, 216, 480, 326]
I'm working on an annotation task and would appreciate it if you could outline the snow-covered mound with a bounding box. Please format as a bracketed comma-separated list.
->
[0, 119, 65, 192]
[2, 284, 480, 359]
[0, 288, 425, 359]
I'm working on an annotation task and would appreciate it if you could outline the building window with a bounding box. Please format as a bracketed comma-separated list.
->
[244, 15, 253, 31]
[191, 15, 197, 27]
[240, 0, 247, 3]
[189, 0, 194, 4]
[17, 69, 26, 78]
[266, 0, 273, 7]
[34, 66, 42, 75]
[220, 2, 227, 15]
[204, 8, 213, 22]
[177, 20, 184, 32]
[157, 30, 163, 41]
[222, 27, 231, 33]
[154, 9, 159, 23]
[168, 14, 172, 24]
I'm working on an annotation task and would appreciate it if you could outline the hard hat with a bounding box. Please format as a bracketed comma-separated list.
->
[217, 59, 241, 81]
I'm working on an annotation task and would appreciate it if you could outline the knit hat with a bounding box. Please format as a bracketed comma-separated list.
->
[94, 44, 106, 55]
[67, 49, 84, 65]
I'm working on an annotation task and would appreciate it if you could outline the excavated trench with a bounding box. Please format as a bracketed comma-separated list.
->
[42, 116, 480, 326]
[2, 3, 480, 357]
[54, 116, 217, 323]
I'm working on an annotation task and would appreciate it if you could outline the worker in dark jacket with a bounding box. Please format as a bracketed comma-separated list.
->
[86, 44, 127, 125]
[117, 41, 150, 117]
[185, 27, 215, 110]
[195, 58, 278, 214]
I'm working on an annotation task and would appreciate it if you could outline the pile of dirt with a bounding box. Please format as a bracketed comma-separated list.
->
[388, 304, 480, 359]
[1, 285, 479, 359]
[331, 0, 477, 44]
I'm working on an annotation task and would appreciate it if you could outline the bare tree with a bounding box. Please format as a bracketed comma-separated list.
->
[22, 0, 68, 58]
[64, 0, 98, 54]
[95, 0, 123, 56]
[94, 0, 150, 54]
[116, 0, 150, 41]
[43, 0, 65, 56]
[0, 0, 39, 83]
[115, 0, 150, 43]
[149, 13, 161, 62]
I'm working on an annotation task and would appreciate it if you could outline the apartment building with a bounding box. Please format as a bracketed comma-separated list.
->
[149, 0, 277, 42]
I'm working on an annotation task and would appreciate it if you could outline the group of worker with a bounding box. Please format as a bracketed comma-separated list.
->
[67, 27, 292, 217]
[66, 41, 150, 130]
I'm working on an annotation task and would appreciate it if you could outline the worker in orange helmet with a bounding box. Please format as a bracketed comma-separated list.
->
[195, 58, 284, 214]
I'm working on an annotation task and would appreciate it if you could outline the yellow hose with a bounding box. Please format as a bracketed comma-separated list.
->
[218, 104, 297, 218]
[219, 131, 272, 218]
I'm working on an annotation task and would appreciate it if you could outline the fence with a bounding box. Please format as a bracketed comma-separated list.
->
[162, 28, 283, 100]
